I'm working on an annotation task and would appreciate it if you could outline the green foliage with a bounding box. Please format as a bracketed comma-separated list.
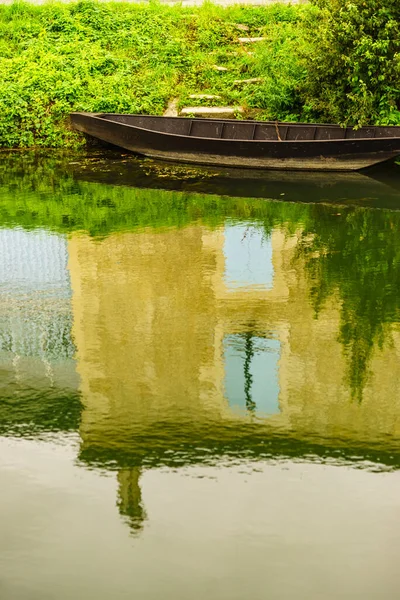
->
[301, 0, 400, 125]
[0, 1, 310, 148]
[247, 20, 307, 121]
[1, 1, 400, 146]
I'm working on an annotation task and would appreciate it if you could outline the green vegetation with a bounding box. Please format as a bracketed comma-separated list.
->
[301, 0, 400, 126]
[0, 1, 308, 148]
[1, 0, 398, 149]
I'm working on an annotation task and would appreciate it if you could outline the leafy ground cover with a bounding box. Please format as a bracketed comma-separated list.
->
[0, 0, 399, 148]
[0, 1, 308, 148]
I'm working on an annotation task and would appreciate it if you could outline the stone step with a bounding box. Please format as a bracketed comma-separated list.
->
[233, 77, 264, 86]
[189, 94, 222, 100]
[238, 37, 266, 43]
[163, 97, 179, 117]
[180, 107, 244, 119]
[233, 23, 250, 32]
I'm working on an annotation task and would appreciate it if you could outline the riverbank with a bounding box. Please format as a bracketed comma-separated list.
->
[1, 1, 311, 148]
[1, 1, 399, 149]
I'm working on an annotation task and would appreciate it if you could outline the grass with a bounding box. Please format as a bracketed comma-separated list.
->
[0, 1, 310, 148]
[1, 1, 398, 147]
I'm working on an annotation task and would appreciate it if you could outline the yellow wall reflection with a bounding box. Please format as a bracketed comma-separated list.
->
[68, 223, 400, 529]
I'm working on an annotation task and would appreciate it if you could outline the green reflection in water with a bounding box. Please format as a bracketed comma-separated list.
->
[0, 389, 82, 438]
[1, 152, 400, 473]
[297, 208, 400, 400]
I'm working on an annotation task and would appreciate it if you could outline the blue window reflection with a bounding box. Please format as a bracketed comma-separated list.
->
[224, 223, 273, 291]
[224, 334, 280, 416]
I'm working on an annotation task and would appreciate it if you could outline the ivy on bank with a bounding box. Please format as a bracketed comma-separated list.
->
[0, 0, 399, 149]
[0, 1, 307, 148]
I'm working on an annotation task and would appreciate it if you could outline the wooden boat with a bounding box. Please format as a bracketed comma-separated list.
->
[70, 112, 400, 171]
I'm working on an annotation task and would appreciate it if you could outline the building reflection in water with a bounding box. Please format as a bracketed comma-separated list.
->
[67, 223, 289, 531]
[66, 221, 400, 532]
[68, 225, 289, 434]
[2, 220, 400, 534]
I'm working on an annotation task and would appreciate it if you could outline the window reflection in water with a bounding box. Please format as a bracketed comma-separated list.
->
[223, 223, 279, 416]
[224, 334, 280, 417]
[223, 223, 273, 291]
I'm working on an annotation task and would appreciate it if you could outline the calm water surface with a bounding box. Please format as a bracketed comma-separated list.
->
[1, 152, 400, 599]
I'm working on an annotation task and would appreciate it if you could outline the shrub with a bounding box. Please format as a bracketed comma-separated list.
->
[301, 0, 400, 125]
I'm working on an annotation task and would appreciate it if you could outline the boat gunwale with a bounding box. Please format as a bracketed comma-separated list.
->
[98, 112, 400, 132]
[76, 112, 400, 145]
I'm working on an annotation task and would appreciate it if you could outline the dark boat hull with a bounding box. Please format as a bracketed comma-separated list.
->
[70, 113, 400, 172]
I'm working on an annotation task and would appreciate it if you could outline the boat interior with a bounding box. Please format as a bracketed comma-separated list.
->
[98, 113, 400, 142]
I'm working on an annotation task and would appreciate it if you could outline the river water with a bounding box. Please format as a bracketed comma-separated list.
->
[1, 151, 400, 599]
